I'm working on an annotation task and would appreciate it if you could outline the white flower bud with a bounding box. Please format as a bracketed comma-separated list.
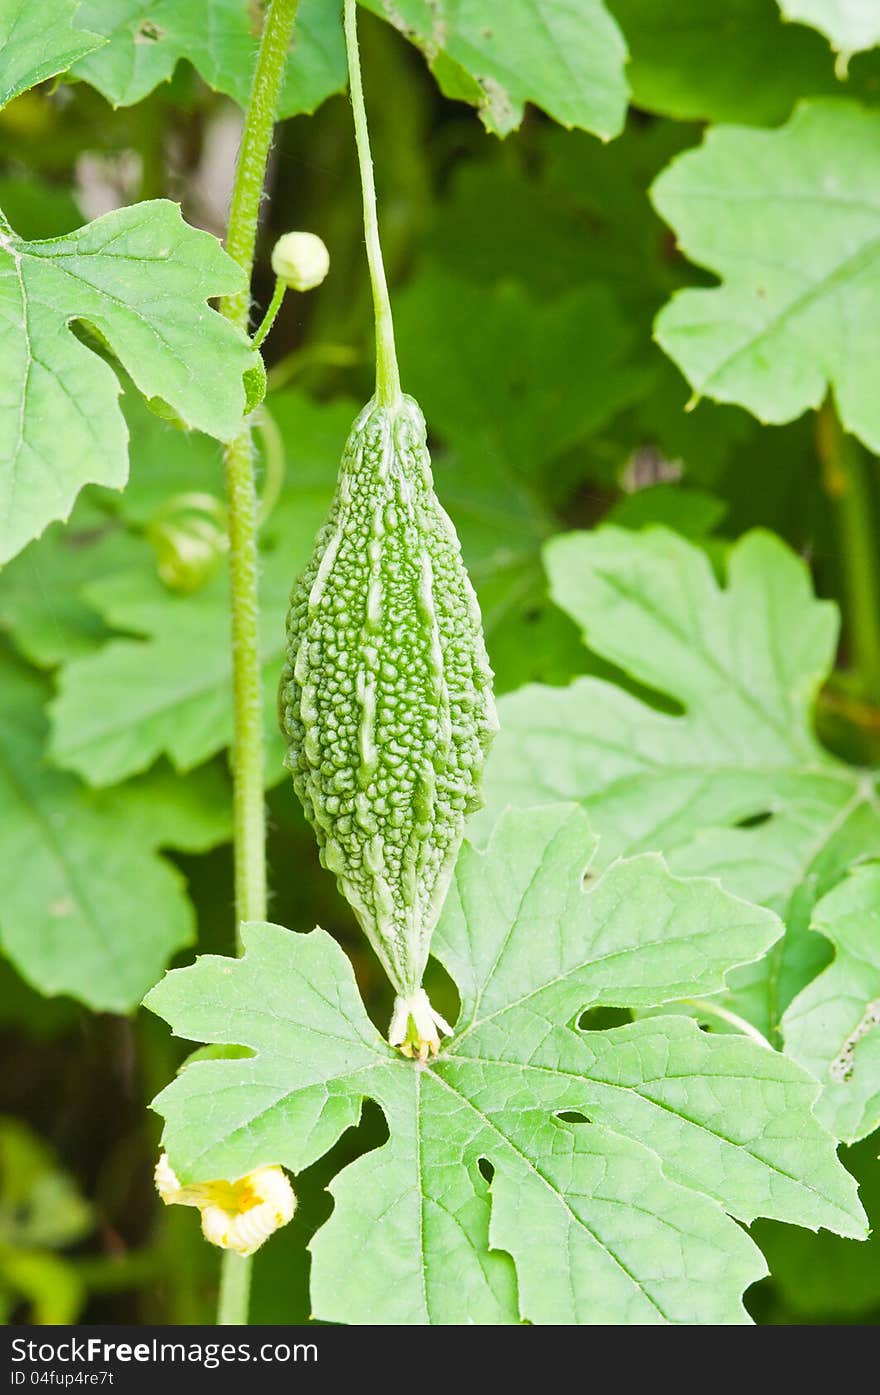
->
[270, 231, 330, 291]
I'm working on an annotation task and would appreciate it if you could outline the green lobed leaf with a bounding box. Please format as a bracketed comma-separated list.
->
[778, 1, 880, 60]
[609, 0, 880, 124]
[0, 499, 151, 668]
[753, 1132, 880, 1319]
[0, 0, 104, 110]
[0, 389, 226, 673]
[47, 559, 288, 788]
[651, 100, 880, 452]
[147, 806, 865, 1326]
[99, 760, 233, 857]
[478, 527, 880, 1054]
[72, 0, 346, 115]
[73, 0, 629, 135]
[0, 200, 252, 564]
[424, 120, 695, 310]
[0, 649, 231, 1011]
[102, 387, 226, 527]
[782, 865, 880, 1142]
[606, 484, 727, 537]
[397, 273, 644, 480]
[411, 122, 765, 508]
[362, 0, 629, 138]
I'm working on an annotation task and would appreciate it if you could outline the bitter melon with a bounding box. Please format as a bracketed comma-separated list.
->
[279, 394, 497, 1046]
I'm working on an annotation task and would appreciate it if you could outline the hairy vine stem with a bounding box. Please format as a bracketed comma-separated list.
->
[217, 0, 300, 1327]
[343, 0, 401, 408]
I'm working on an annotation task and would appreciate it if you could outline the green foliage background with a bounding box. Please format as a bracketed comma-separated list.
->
[1, 0, 879, 1324]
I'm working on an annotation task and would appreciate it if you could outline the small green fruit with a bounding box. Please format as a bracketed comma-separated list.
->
[279, 394, 497, 999]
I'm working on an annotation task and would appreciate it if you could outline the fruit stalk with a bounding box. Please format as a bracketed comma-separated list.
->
[343, 0, 401, 407]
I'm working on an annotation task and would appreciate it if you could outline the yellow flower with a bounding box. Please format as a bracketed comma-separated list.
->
[155, 1154, 295, 1257]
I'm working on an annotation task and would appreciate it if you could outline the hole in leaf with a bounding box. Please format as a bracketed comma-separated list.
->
[182, 1042, 255, 1069]
[136, 20, 165, 43]
[69, 318, 115, 362]
[477, 1157, 495, 1184]
[735, 810, 772, 829]
[555, 1110, 591, 1125]
[577, 1006, 632, 1032]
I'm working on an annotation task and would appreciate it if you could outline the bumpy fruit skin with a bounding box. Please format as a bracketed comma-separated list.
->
[279, 395, 497, 996]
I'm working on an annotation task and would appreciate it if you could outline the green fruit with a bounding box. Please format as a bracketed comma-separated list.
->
[279, 394, 497, 1000]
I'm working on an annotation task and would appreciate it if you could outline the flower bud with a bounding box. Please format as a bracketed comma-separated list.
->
[271, 231, 330, 291]
[146, 494, 228, 594]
